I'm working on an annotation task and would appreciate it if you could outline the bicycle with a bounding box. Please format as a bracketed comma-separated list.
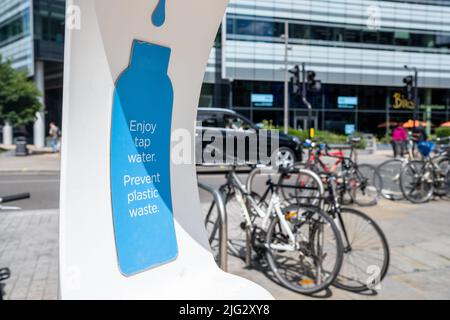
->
[204, 166, 344, 294]
[278, 165, 390, 292]
[320, 173, 390, 292]
[399, 140, 450, 203]
[0, 192, 31, 300]
[376, 137, 434, 201]
[302, 139, 382, 207]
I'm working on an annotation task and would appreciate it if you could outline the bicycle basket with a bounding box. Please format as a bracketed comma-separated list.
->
[418, 141, 435, 157]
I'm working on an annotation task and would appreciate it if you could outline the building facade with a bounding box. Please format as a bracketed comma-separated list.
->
[202, 0, 450, 135]
[0, 0, 65, 147]
[2, 0, 450, 145]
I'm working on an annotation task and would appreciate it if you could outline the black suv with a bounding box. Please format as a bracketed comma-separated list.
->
[196, 108, 302, 167]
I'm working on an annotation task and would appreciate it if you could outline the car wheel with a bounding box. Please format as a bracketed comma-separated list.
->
[274, 147, 296, 168]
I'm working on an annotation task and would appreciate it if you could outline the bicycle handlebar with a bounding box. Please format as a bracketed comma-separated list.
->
[0, 193, 31, 204]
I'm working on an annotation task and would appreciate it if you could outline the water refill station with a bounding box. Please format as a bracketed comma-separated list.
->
[59, 0, 272, 299]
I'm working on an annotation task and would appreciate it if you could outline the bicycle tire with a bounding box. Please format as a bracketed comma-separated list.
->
[265, 207, 343, 295]
[376, 159, 405, 201]
[437, 157, 450, 198]
[333, 208, 390, 292]
[224, 191, 267, 258]
[352, 164, 382, 207]
[400, 160, 435, 204]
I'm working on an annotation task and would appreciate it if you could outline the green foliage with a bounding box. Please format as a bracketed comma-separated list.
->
[259, 119, 367, 149]
[436, 127, 450, 138]
[379, 134, 392, 145]
[0, 56, 42, 126]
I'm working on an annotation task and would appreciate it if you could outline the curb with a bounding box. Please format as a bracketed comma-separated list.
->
[0, 170, 60, 175]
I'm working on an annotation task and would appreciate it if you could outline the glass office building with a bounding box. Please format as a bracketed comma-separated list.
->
[0, 0, 65, 147]
[201, 0, 450, 135]
[2, 0, 450, 144]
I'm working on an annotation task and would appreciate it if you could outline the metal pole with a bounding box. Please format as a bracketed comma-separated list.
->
[197, 182, 228, 272]
[446, 96, 449, 121]
[283, 21, 289, 135]
[302, 62, 313, 138]
[414, 68, 419, 130]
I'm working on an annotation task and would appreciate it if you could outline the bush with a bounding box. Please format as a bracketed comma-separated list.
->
[436, 127, 450, 138]
[259, 120, 367, 149]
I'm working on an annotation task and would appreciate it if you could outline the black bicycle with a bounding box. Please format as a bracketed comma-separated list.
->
[279, 167, 390, 292]
[0, 192, 31, 300]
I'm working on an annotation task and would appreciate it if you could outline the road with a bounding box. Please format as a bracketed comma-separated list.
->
[0, 173, 60, 210]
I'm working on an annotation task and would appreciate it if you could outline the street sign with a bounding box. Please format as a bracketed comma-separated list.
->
[345, 124, 356, 135]
[338, 96, 358, 109]
[251, 93, 274, 107]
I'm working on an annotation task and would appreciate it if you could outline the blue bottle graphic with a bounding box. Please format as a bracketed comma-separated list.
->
[110, 40, 178, 276]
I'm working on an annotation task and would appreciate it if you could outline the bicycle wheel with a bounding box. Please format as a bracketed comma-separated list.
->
[437, 157, 450, 198]
[333, 208, 390, 292]
[377, 159, 404, 201]
[203, 197, 222, 262]
[400, 160, 434, 203]
[352, 164, 382, 207]
[225, 191, 267, 258]
[265, 206, 343, 294]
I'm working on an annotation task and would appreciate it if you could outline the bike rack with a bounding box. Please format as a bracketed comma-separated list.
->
[197, 182, 228, 272]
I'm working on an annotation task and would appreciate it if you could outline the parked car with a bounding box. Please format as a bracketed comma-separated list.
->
[196, 108, 302, 167]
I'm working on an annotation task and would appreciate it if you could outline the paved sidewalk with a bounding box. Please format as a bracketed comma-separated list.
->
[219, 199, 450, 300]
[0, 209, 59, 300]
[2, 198, 450, 300]
[0, 145, 60, 173]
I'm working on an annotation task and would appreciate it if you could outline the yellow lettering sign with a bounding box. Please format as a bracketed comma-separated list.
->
[392, 93, 415, 110]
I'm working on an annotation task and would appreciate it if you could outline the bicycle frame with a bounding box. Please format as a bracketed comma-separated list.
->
[227, 170, 298, 252]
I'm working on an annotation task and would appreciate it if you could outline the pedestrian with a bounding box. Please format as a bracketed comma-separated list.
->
[392, 124, 407, 158]
[412, 124, 428, 142]
[49, 122, 61, 153]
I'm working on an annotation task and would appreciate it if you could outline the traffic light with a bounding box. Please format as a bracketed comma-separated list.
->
[403, 75, 414, 101]
[307, 71, 322, 92]
[289, 65, 301, 97]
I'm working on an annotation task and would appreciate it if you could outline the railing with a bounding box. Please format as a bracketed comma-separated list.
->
[197, 182, 228, 272]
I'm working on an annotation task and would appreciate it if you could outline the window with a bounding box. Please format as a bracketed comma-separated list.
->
[344, 29, 361, 43]
[197, 114, 219, 128]
[362, 30, 378, 44]
[289, 24, 310, 39]
[311, 26, 329, 41]
[223, 115, 253, 130]
[330, 28, 345, 42]
[226, 16, 449, 50]
[0, 11, 30, 45]
[394, 31, 410, 46]
[234, 19, 282, 37]
[379, 31, 394, 45]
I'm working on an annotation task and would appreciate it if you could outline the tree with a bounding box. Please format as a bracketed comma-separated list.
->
[0, 56, 42, 126]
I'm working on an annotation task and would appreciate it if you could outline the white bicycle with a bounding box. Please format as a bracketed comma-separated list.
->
[204, 166, 343, 294]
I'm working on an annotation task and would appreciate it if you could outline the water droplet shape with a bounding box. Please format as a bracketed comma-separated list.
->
[152, 0, 166, 27]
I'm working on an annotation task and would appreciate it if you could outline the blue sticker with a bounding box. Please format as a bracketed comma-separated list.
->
[110, 40, 178, 276]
